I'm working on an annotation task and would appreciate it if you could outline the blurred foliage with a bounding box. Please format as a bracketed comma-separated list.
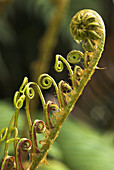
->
[0, 18, 15, 45]
[56, 119, 114, 170]
[38, 160, 70, 170]
[38, 117, 114, 170]
[1, 101, 114, 169]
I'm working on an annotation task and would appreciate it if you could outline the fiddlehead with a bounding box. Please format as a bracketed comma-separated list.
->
[54, 54, 64, 72]
[73, 65, 84, 86]
[54, 54, 74, 88]
[1, 9, 106, 170]
[45, 101, 59, 129]
[66, 9, 105, 92]
[0, 127, 8, 144]
[29, 9, 105, 169]
[31, 120, 46, 153]
[70, 9, 105, 52]
[67, 50, 84, 64]
[25, 82, 46, 133]
[25, 82, 46, 109]
[16, 138, 32, 170]
[1, 156, 16, 170]
[38, 74, 61, 108]
[58, 81, 72, 108]
[38, 74, 54, 90]
[14, 77, 28, 110]
[14, 91, 25, 110]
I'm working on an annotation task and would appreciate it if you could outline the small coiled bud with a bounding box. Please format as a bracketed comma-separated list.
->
[0, 127, 8, 144]
[73, 65, 84, 86]
[67, 50, 84, 64]
[31, 120, 46, 153]
[74, 65, 83, 80]
[14, 91, 25, 109]
[16, 138, 32, 152]
[58, 80, 72, 107]
[54, 54, 64, 72]
[38, 74, 53, 90]
[16, 138, 32, 169]
[1, 156, 16, 170]
[35, 120, 46, 134]
[45, 101, 59, 129]
[26, 83, 35, 100]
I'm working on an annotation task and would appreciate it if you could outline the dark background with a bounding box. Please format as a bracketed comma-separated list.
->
[0, 0, 114, 130]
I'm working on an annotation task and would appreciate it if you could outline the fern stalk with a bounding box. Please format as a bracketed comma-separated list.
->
[29, 9, 105, 169]
[0, 9, 105, 170]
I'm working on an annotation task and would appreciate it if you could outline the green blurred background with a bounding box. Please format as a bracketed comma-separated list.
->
[0, 0, 114, 169]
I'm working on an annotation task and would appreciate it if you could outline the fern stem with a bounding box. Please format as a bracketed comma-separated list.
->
[4, 112, 16, 156]
[25, 97, 32, 133]
[29, 9, 105, 169]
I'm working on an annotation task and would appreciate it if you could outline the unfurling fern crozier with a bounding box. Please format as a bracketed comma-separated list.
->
[0, 9, 105, 170]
